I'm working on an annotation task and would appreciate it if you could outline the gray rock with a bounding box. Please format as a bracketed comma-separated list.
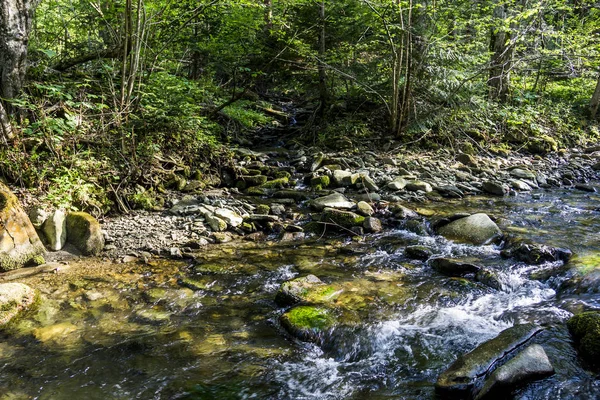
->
[509, 168, 536, 180]
[320, 208, 365, 229]
[332, 170, 353, 187]
[392, 205, 419, 219]
[310, 193, 355, 211]
[28, 207, 49, 229]
[501, 242, 572, 265]
[363, 217, 382, 233]
[475, 344, 554, 400]
[437, 213, 502, 245]
[354, 193, 381, 202]
[358, 174, 379, 191]
[475, 267, 503, 290]
[357, 201, 374, 216]
[436, 324, 543, 396]
[483, 181, 509, 196]
[405, 245, 433, 260]
[65, 212, 104, 256]
[206, 215, 227, 232]
[575, 183, 596, 193]
[42, 209, 67, 251]
[387, 177, 408, 190]
[510, 180, 531, 191]
[430, 258, 480, 276]
[214, 208, 243, 227]
[405, 181, 433, 192]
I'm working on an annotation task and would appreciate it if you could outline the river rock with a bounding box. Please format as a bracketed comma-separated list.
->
[0, 183, 46, 271]
[0, 283, 38, 326]
[430, 257, 480, 276]
[310, 193, 355, 211]
[320, 208, 365, 229]
[501, 242, 572, 265]
[363, 217, 382, 233]
[475, 344, 554, 400]
[387, 177, 407, 190]
[405, 245, 433, 260]
[28, 206, 48, 229]
[66, 212, 105, 255]
[405, 181, 432, 193]
[332, 170, 353, 187]
[280, 305, 336, 343]
[437, 213, 502, 245]
[509, 168, 536, 180]
[214, 208, 243, 227]
[483, 181, 509, 196]
[206, 214, 227, 232]
[357, 201, 374, 216]
[42, 209, 67, 251]
[475, 268, 503, 290]
[436, 323, 543, 396]
[358, 174, 379, 191]
[567, 311, 600, 366]
[275, 274, 325, 306]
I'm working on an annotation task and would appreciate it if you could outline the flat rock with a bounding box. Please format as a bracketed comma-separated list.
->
[387, 177, 407, 190]
[436, 324, 543, 396]
[437, 213, 502, 245]
[310, 193, 355, 211]
[483, 181, 509, 196]
[405, 181, 432, 192]
[475, 344, 554, 400]
[214, 208, 243, 227]
[430, 257, 480, 276]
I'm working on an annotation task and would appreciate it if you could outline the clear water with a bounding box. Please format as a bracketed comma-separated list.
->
[1, 188, 599, 399]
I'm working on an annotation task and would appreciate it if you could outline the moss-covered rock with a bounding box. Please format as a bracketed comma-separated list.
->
[567, 312, 600, 366]
[0, 283, 39, 327]
[0, 183, 46, 271]
[280, 305, 336, 342]
[320, 208, 365, 229]
[260, 177, 289, 189]
[246, 186, 267, 196]
[311, 175, 330, 189]
[236, 175, 268, 190]
[275, 275, 341, 306]
[66, 212, 105, 256]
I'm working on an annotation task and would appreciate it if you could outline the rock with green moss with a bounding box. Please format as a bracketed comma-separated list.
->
[0, 283, 38, 326]
[311, 175, 330, 189]
[275, 275, 341, 306]
[260, 177, 289, 189]
[65, 212, 105, 256]
[280, 305, 336, 342]
[246, 186, 267, 196]
[567, 312, 600, 366]
[273, 190, 310, 202]
[0, 183, 46, 271]
[320, 208, 365, 229]
[274, 171, 292, 180]
[236, 175, 268, 190]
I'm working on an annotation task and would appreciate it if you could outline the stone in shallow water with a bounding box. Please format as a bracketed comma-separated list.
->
[436, 324, 543, 396]
[405, 180, 432, 193]
[280, 305, 336, 343]
[320, 208, 364, 229]
[430, 257, 480, 276]
[567, 311, 600, 366]
[474, 344, 554, 400]
[482, 181, 509, 196]
[501, 242, 572, 265]
[275, 275, 340, 306]
[0, 283, 38, 326]
[437, 213, 502, 245]
[404, 245, 433, 260]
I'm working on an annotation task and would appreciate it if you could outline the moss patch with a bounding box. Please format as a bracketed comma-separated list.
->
[568, 311, 600, 366]
[281, 306, 335, 332]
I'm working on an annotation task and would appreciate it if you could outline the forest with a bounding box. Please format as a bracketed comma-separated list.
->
[0, 0, 599, 213]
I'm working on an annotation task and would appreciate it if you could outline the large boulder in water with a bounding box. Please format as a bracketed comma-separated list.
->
[436, 324, 542, 396]
[0, 183, 46, 271]
[501, 242, 572, 265]
[567, 311, 600, 367]
[66, 212, 104, 255]
[280, 305, 336, 343]
[437, 213, 502, 245]
[474, 344, 554, 399]
[0, 283, 38, 326]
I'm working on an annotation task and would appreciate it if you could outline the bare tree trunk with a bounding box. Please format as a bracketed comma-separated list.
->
[317, 0, 327, 117]
[0, 0, 39, 142]
[489, 1, 513, 102]
[264, 0, 273, 32]
[591, 73, 600, 119]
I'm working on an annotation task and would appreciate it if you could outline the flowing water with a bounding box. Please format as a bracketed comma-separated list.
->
[1, 188, 600, 399]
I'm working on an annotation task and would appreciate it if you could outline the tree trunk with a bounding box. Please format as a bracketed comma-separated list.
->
[317, 1, 327, 117]
[263, 0, 273, 32]
[489, 2, 513, 102]
[591, 73, 600, 119]
[0, 0, 38, 142]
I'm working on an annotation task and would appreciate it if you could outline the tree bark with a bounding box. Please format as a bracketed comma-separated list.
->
[317, 1, 327, 117]
[489, 2, 513, 102]
[0, 0, 38, 142]
[591, 73, 600, 119]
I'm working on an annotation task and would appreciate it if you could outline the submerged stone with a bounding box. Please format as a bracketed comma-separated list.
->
[436, 323, 542, 396]
[405, 245, 433, 260]
[475, 344, 554, 400]
[437, 213, 502, 245]
[501, 242, 572, 265]
[567, 311, 600, 366]
[280, 305, 336, 343]
[275, 274, 325, 306]
[0, 283, 38, 326]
